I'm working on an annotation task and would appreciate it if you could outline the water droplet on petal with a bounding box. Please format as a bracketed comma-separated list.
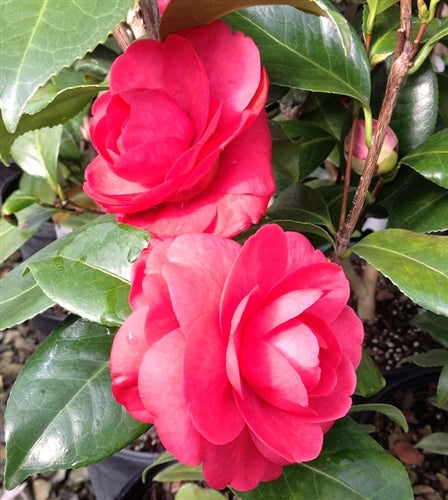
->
[127, 331, 136, 344]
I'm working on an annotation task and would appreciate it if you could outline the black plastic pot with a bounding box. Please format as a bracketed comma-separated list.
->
[352, 365, 442, 425]
[88, 450, 163, 500]
[0, 162, 21, 209]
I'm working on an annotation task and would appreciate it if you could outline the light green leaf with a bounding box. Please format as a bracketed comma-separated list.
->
[350, 403, 408, 432]
[0, 204, 56, 262]
[175, 484, 226, 500]
[4, 317, 149, 489]
[0, 215, 130, 329]
[399, 128, 448, 189]
[236, 418, 413, 499]
[411, 310, 448, 347]
[28, 218, 150, 325]
[0, 0, 133, 133]
[10, 126, 63, 193]
[225, 5, 370, 106]
[154, 463, 205, 483]
[352, 229, 448, 316]
[415, 433, 448, 455]
[0, 84, 106, 163]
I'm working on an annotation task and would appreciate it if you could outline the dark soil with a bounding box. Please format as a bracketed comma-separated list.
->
[1, 252, 446, 499]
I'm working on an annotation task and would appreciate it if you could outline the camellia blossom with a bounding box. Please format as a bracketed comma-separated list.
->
[345, 119, 398, 176]
[83, 21, 274, 239]
[110, 224, 364, 491]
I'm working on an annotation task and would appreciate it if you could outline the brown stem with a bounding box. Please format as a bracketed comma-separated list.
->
[113, 24, 133, 52]
[139, 0, 160, 40]
[338, 113, 359, 232]
[413, 22, 427, 48]
[334, 0, 415, 260]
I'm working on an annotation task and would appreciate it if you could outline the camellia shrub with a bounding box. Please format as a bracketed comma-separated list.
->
[1, 0, 447, 498]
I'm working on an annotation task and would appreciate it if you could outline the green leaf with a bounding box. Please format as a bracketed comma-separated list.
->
[272, 140, 301, 182]
[0, 0, 133, 133]
[28, 219, 149, 325]
[411, 311, 448, 347]
[175, 484, 226, 500]
[350, 403, 408, 432]
[4, 317, 149, 489]
[437, 362, 448, 405]
[225, 5, 370, 107]
[386, 173, 448, 233]
[10, 126, 63, 193]
[399, 349, 448, 367]
[269, 183, 335, 232]
[0, 215, 124, 329]
[438, 73, 448, 126]
[0, 84, 106, 163]
[298, 137, 336, 180]
[415, 433, 448, 455]
[160, 0, 337, 38]
[371, 59, 437, 156]
[154, 463, 205, 483]
[235, 418, 413, 499]
[1, 189, 38, 215]
[352, 229, 448, 316]
[355, 347, 386, 397]
[0, 204, 56, 262]
[399, 128, 448, 189]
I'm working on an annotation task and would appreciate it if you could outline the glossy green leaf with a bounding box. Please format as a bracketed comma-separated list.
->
[298, 137, 336, 180]
[399, 349, 448, 367]
[28, 219, 149, 325]
[415, 433, 448, 455]
[0, 0, 133, 133]
[10, 126, 63, 193]
[411, 311, 448, 347]
[272, 140, 301, 182]
[160, 0, 338, 38]
[4, 317, 149, 489]
[350, 403, 408, 432]
[0, 84, 106, 163]
[269, 183, 334, 231]
[0, 216, 126, 329]
[236, 418, 413, 499]
[437, 362, 448, 405]
[438, 73, 448, 126]
[387, 174, 448, 233]
[175, 484, 226, 500]
[371, 59, 438, 156]
[399, 128, 448, 189]
[0, 204, 56, 262]
[1, 189, 38, 215]
[225, 5, 370, 106]
[353, 229, 448, 316]
[355, 347, 386, 397]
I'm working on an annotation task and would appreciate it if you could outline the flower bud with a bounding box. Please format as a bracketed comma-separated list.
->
[346, 119, 398, 176]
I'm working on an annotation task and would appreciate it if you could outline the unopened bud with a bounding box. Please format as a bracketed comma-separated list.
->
[345, 119, 398, 176]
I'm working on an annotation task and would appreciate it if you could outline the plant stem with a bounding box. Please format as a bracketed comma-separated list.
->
[113, 24, 133, 51]
[139, 0, 161, 40]
[333, 0, 417, 261]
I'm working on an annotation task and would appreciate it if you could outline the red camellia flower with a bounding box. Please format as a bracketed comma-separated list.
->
[83, 21, 274, 239]
[110, 224, 364, 490]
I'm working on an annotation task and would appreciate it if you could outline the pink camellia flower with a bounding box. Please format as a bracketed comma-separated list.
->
[110, 224, 364, 491]
[83, 21, 274, 239]
[346, 119, 398, 176]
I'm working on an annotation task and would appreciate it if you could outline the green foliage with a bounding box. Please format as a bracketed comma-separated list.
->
[4, 317, 149, 489]
[235, 418, 413, 499]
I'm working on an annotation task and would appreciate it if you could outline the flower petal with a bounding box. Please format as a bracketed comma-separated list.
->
[110, 307, 153, 422]
[139, 329, 204, 465]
